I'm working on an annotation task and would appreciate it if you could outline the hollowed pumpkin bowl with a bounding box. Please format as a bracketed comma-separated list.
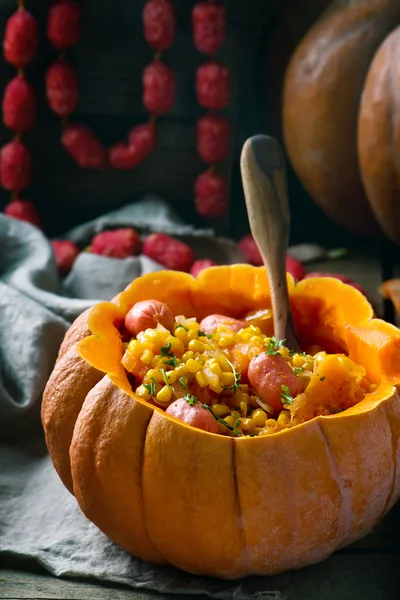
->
[42, 265, 400, 579]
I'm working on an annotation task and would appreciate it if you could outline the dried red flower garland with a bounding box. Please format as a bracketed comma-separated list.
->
[1, 0, 230, 227]
[1, 0, 43, 228]
[193, 1, 230, 219]
[45, 0, 176, 170]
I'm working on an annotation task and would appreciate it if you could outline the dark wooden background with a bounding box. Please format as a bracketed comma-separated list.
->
[0, 0, 397, 256]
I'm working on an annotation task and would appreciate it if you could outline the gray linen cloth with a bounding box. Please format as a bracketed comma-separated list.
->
[0, 197, 295, 599]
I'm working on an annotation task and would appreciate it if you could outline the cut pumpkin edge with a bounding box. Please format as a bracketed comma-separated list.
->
[75, 267, 400, 435]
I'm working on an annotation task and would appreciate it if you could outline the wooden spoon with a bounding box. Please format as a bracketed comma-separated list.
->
[240, 134, 302, 352]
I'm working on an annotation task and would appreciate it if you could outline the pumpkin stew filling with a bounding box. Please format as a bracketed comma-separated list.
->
[121, 300, 376, 437]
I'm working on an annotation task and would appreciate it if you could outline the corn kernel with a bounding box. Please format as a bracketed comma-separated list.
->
[237, 392, 250, 405]
[128, 339, 142, 356]
[142, 329, 162, 348]
[188, 328, 198, 340]
[292, 354, 306, 367]
[240, 418, 255, 433]
[174, 327, 189, 343]
[140, 349, 154, 365]
[265, 418, 278, 431]
[239, 401, 248, 417]
[209, 381, 224, 394]
[211, 403, 231, 417]
[182, 351, 194, 363]
[188, 339, 204, 352]
[186, 358, 202, 373]
[240, 384, 249, 393]
[249, 395, 260, 408]
[145, 369, 164, 383]
[165, 335, 184, 355]
[218, 355, 232, 372]
[241, 331, 252, 341]
[279, 346, 289, 359]
[303, 359, 314, 371]
[277, 410, 291, 428]
[151, 356, 164, 369]
[224, 415, 240, 427]
[156, 385, 172, 404]
[369, 383, 378, 393]
[136, 384, 151, 401]
[195, 371, 208, 387]
[217, 332, 234, 346]
[166, 371, 177, 384]
[220, 372, 235, 387]
[252, 409, 267, 427]
[209, 360, 222, 375]
[175, 364, 189, 378]
[231, 411, 241, 419]
[250, 335, 264, 345]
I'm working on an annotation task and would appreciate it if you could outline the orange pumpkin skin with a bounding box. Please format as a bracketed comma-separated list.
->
[42, 266, 400, 579]
[358, 26, 400, 244]
[283, 0, 400, 237]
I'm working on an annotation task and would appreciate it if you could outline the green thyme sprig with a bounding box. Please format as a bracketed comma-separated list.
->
[266, 336, 286, 356]
[221, 356, 242, 393]
[281, 385, 294, 406]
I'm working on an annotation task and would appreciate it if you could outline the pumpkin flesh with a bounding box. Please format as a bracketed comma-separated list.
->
[42, 266, 400, 579]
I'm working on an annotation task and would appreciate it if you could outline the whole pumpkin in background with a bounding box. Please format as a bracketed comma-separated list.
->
[264, 0, 332, 140]
[358, 26, 400, 244]
[42, 266, 400, 579]
[283, 0, 400, 239]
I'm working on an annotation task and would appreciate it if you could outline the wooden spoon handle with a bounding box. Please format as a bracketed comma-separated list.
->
[240, 135, 301, 351]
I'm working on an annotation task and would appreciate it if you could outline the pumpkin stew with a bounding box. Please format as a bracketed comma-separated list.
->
[121, 300, 374, 436]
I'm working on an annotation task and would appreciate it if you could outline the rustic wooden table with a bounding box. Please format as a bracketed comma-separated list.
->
[1, 254, 399, 600]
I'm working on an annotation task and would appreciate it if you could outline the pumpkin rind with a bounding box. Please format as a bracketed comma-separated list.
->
[41, 308, 103, 493]
[70, 376, 165, 564]
[358, 26, 400, 244]
[42, 266, 400, 578]
[283, 0, 400, 236]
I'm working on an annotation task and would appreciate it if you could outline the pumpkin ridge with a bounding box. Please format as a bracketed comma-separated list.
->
[140, 410, 169, 565]
[380, 406, 397, 520]
[388, 31, 400, 200]
[231, 440, 251, 573]
[70, 376, 166, 564]
[316, 420, 350, 548]
[381, 391, 400, 512]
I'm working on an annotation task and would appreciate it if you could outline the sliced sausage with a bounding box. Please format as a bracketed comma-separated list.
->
[125, 299, 174, 336]
[199, 314, 246, 335]
[166, 398, 219, 433]
[248, 353, 302, 412]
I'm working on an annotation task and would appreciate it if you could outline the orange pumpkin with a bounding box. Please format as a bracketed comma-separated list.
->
[283, 0, 400, 240]
[358, 26, 400, 244]
[42, 265, 400, 579]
